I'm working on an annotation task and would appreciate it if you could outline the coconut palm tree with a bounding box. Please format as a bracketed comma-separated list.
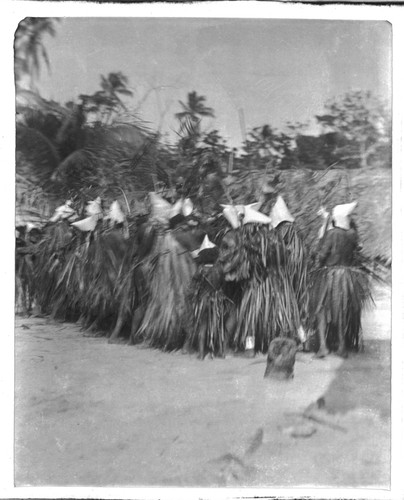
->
[175, 91, 215, 138]
[78, 72, 134, 125]
[15, 17, 60, 92]
[100, 72, 134, 110]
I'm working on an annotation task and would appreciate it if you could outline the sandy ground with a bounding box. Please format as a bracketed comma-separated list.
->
[14, 285, 391, 488]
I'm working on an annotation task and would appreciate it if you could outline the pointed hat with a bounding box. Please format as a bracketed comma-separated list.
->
[191, 235, 216, 259]
[149, 192, 172, 225]
[169, 197, 194, 219]
[199, 234, 216, 252]
[49, 200, 77, 223]
[221, 203, 272, 229]
[71, 214, 100, 232]
[269, 196, 295, 228]
[85, 197, 103, 218]
[106, 200, 125, 224]
[221, 205, 240, 229]
[332, 201, 358, 230]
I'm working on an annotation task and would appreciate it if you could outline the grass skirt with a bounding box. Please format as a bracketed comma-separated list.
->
[231, 224, 301, 353]
[32, 222, 79, 318]
[135, 230, 197, 351]
[277, 222, 308, 326]
[31, 222, 146, 335]
[309, 266, 373, 351]
[233, 273, 301, 353]
[111, 247, 147, 338]
[187, 265, 235, 356]
[77, 230, 130, 332]
[47, 228, 130, 330]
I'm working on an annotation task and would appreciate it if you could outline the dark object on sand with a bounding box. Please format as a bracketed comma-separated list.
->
[264, 337, 297, 380]
[303, 397, 348, 432]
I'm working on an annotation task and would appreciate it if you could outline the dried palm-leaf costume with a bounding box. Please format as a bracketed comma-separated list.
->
[77, 229, 131, 332]
[261, 192, 309, 332]
[69, 199, 145, 336]
[308, 202, 373, 355]
[38, 198, 131, 335]
[133, 193, 199, 351]
[15, 201, 77, 315]
[32, 202, 80, 318]
[107, 221, 150, 343]
[233, 224, 301, 353]
[31, 198, 147, 338]
[186, 235, 238, 358]
[219, 203, 301, 353]
[46, 197, 105, 323]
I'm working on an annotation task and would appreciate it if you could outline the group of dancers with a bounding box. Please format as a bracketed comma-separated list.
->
[16, 176, 374, 359]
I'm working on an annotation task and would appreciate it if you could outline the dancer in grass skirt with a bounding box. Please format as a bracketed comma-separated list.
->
[259, 181, 309, 342]
[49, 197, 108, 325]
[32, 201, 80, 318]
[134, 192, 202, 351]
[185, 234, 241, 358]
[219, 203, 301, 354]
[47, 198, 132, 333]
[309, 201, 373, 357]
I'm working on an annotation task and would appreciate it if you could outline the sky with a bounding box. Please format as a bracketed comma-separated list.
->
[36, 17, 391, 148]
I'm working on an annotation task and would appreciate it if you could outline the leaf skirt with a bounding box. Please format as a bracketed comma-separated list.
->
[187, 265, 235, 356]
[233, 272, 301, 353]
[135, 231, 197, 351]
[309, 266, 373, 350]
[277, 222, 308, 325]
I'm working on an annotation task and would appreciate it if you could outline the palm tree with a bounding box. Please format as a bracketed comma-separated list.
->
[15, 17, 60, 91]
[80, 72, 134, 125]
[100, 72, 134, 110]
[175, 91, 215, 138]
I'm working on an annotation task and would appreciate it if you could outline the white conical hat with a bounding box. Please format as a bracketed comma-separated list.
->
[49, 200, 78, 223]
[191, 235, 216, 259]
[199, 235, 216, 252]
[269, 196, 295, 228]
[169, 197, 194, 219]
[149, 192, 172, 225]
[242, 204, 272, 225]
[221, 205, 240, 229]
[221, 203, 272, 229]
[332, 201, 358, 230]
[182, 198, 193, 217]
[85, 197, 102, 217]
[191, 235, 217, 259]
[71, 214, 99, 232]
[106, 200, 125, 224]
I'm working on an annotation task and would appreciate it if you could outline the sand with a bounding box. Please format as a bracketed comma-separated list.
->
[14, 285, 391, 488]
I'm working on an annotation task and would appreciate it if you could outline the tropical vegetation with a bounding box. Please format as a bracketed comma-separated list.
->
[15, 18, 392, 266]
